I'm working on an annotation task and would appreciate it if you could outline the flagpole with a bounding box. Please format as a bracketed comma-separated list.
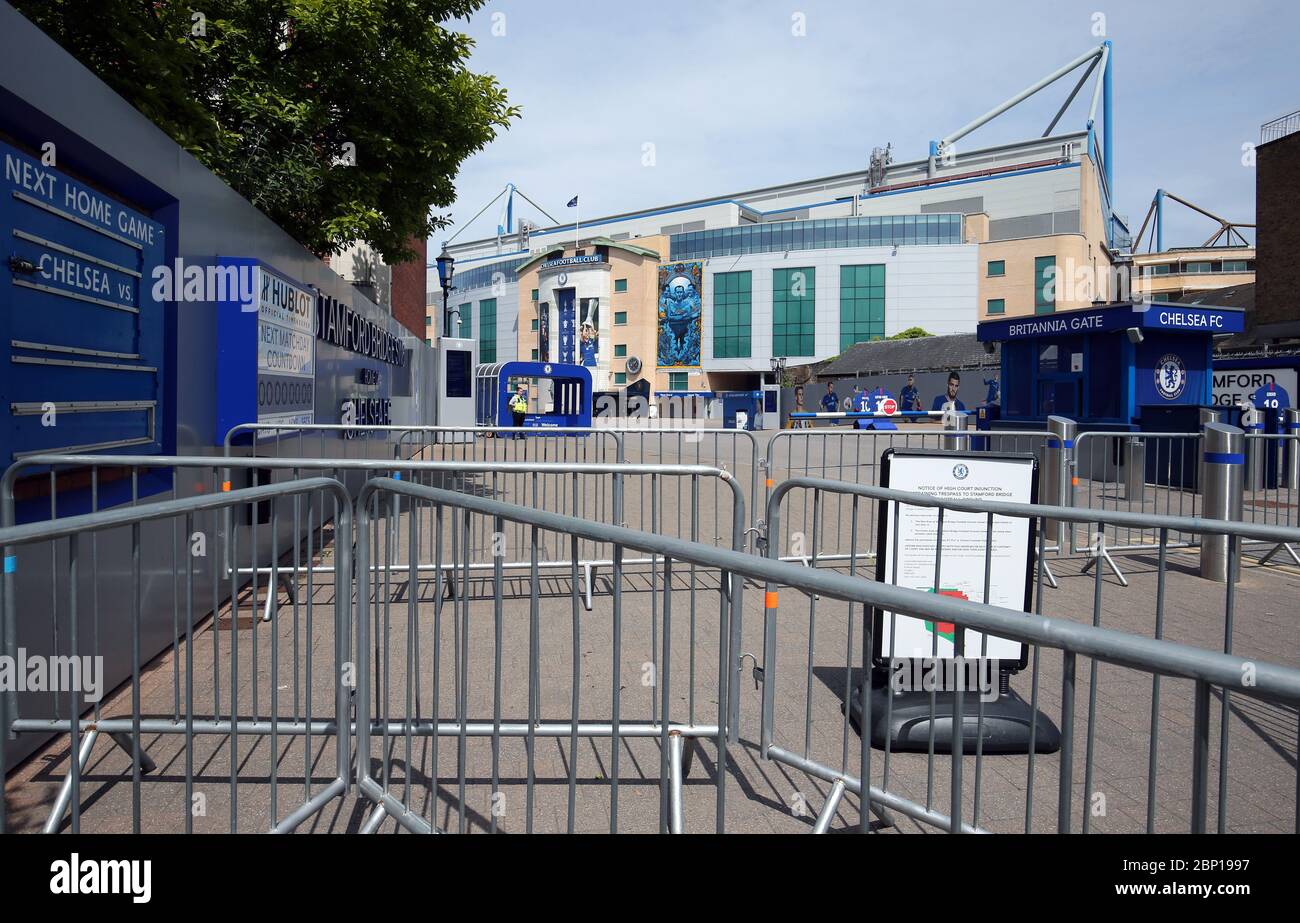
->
[575, 198, 579, 250]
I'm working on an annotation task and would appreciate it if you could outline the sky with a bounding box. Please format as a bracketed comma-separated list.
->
[430, 0, 1297, 257]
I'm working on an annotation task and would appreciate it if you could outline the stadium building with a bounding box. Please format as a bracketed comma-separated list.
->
[428, 43, 1127, 397]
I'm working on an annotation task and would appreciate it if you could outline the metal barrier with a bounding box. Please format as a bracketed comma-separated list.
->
[762, 476, 1300, 833]
[352, 475, 745, 833]
[760, 427, 1062, 569]
[0, 477, 352, 834]
[1072, 431, 1205, 560]
[6, 461, 1299, 833]
[4, 453, 743, 613]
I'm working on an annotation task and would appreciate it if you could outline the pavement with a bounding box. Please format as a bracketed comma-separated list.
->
[4, 425, 1298, 833]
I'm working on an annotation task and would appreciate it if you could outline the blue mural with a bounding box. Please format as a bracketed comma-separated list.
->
[657, 260, 702, 368]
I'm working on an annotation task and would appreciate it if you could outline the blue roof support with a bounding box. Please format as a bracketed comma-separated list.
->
[1103, 40, 1114, 214]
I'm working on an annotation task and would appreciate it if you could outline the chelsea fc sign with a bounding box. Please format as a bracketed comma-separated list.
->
[1154, 353, 1187, 400]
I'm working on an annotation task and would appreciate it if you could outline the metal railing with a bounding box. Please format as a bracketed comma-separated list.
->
[351, 476, 744, 833]
[763, 476, 1300, 833]
[760, 427, 1063, 567]
[0, 477, 353, 834]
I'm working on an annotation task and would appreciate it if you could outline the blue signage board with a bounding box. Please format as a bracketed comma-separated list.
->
[1, 141, 167, 463]
[977, 302, 1245, 342]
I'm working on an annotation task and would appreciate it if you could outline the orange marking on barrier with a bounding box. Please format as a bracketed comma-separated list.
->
[221, 481, 232, 492]
[1071, 477, 1078, 487]
[766, 478, 774, 489]
[765, 591, 779, 608]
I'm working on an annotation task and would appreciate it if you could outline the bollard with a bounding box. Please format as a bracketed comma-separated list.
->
[1123, 436, 1146, 502]
[1041, 416, 1076, 551]
[941, 408, 971, 451]
[1288, 408, 1300, 490]
[1199, 422, 1244, 583]
[1198, 408, 1221, 493]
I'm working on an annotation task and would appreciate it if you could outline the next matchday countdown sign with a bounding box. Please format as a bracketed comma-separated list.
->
[873, 450, 1036, 669]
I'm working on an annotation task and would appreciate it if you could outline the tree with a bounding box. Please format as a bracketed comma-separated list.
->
[888, 326, 932, 339]
[13, 0, 519, 263]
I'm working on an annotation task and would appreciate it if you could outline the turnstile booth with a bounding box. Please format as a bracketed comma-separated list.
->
[482, 360, 593, 431]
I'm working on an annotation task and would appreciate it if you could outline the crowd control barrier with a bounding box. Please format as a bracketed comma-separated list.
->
[763, 476, 1300, 833]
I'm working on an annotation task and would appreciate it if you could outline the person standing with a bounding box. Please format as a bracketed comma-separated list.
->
[509, 383, 529, 437]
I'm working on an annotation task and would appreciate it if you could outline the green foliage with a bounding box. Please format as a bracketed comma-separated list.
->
[888, 326, 932, 339]
[13, 0, 518, 263]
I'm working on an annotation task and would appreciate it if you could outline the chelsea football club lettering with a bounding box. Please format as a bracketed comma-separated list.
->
[315, 292, 406, 366]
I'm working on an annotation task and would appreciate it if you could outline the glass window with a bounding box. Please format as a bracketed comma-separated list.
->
[668, 371, 689, 390]
[531, 288, 538, 301]
[458, 303, 471, 338]
[530, 318, 538, 331]
[839, 264, 886, 350]
[478, 298, 497, 363]
[773, 267, 816, 357]
[531, 348, 539, 360]
[713, 270, 752, 358]
[987, 260, 1005, 277]
[614, 344, 627, 357]
[1222, 260, 1249, 272]
[987, 298, 1005, 315]
[1034, 256, 1055, 314]
[614, 278, 628, 293]
[425, 316, 432, 326]
[614, 371, 627, 385]
[1183, 261, 1213, 274]
[614, 311, 628, 325]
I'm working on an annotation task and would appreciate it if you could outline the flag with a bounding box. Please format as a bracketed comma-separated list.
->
[567, 195, 578, 208]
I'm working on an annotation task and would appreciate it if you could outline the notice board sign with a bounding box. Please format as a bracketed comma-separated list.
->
[872, 449, 1036, 670]
[215, 257, 316, 441]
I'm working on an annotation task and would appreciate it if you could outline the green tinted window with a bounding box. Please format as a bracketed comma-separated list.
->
[772, 267, 815, 357]
[987, 298, 1005, 315]
[713, 271, 752, 358]
[839, 264, 885, 350]
[614, 278, 628, 293]
[1034, 257, 1055, 314]
[987, 260, 1005, 277]
[478, 298, 497, 363]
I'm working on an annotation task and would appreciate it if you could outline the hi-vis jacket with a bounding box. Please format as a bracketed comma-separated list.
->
[509, 392, 528, 413]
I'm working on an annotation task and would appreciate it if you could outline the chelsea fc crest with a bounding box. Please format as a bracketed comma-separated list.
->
[1154, 353, 1187, 400]
[952, 463, 969, 480]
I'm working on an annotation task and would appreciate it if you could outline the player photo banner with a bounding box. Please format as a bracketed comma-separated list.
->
[580, 297, 599, 368]
[657, 261, 702, 368]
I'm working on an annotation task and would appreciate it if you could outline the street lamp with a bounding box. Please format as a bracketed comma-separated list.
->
[769, 355, 787, 386]
[435, 245, 457, 337]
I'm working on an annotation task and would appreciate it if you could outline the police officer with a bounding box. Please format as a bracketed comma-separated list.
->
[509, 383, 528, 437]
